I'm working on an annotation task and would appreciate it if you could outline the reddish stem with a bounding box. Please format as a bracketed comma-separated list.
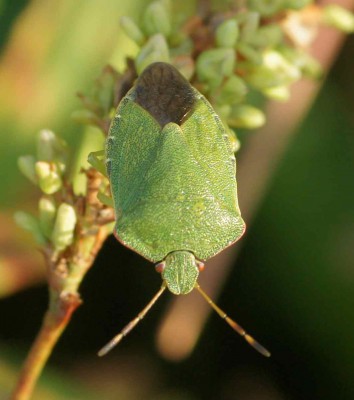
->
[9, 293, 81, 400]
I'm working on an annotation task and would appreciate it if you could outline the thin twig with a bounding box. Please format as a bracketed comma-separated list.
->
[9, 293, 81, 400]
[10, 169, 111, 400]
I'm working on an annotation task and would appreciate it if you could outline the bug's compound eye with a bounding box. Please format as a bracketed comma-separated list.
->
[196, 261, 205, 272]
[155, 262, 166, 274]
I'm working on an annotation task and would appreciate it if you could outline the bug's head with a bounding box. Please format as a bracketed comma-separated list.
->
[156, 251, 204, 295]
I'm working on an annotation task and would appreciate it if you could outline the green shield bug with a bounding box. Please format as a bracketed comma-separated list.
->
[99, 62, 270, 357]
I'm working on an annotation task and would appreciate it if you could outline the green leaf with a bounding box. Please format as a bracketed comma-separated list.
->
[18, 155, 38, 185]
[14, 211, 46, 244]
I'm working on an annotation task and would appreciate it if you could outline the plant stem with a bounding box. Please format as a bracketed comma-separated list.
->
[9, 294, 81, 400]
[10, 167, 111, 400]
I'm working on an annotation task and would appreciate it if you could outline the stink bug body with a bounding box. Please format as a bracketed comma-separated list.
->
[99, 62, 269, 357]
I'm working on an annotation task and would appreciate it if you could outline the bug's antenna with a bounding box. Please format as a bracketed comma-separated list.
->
[195, 283, 271, 357]
[98, 283, 167, 356]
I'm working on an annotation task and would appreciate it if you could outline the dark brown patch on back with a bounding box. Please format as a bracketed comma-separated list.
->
[134, 62, 196, 127]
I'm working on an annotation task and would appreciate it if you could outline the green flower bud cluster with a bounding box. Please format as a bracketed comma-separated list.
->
[72, 66, 120, 133]
[121, 0, 353, 134]
[248, 0, 314, 17]
[18, 130, 67, 195]
[323, 4, 354, 33]
[16, 130, 77, 255]
[191, 2, 352, 130]
[135, 33, 170, 75]
[75, 0, 354, 145]
[120, 0, 172, 75]
[15, 197, 77, 256]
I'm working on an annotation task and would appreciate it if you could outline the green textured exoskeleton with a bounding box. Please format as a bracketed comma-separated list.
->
[99, 62, 269, 357]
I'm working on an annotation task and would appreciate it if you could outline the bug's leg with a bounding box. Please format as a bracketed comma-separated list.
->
[98, 282, 167, 356]
[97, 191, 114, 208]
[87, 150, 113, 209]
[87, 150, 114, 208]
[195, 283, 271, 357]
[88, 150, 107, 176]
